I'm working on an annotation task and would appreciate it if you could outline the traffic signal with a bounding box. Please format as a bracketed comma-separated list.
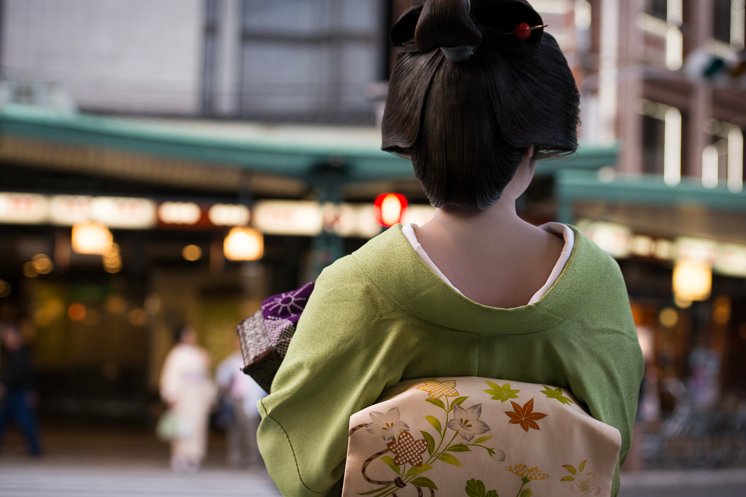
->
[373, 193, 408, 227]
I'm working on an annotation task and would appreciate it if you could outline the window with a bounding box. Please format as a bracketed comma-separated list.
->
[713, 0, 746, 48]
[714, 0, 733, 44]
[645, 0, 668, 20]
[641, 100, 682, 185]
[237, 0, 385, 123]
[642, 114, 666, 176]
[703, 122, 744, 192]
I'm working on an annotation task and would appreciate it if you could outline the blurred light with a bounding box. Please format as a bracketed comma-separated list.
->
[145, 294, 162, 315]
[676, 237, 718, 264]
[658, 307, 679, 329]
[0, 279, 11, 298]
[104, 295, 127, 315]
[701, 145, 720, 189]
[374, 193, 408, 228]
[664, 108, 682, 186]
[727, 127, 743, 193]
[90, 197, 156, 229]
[22, 261, 38, 279]
[584, 222, 631, 258]
[713, 296, 731, 326]
[102, 243, 122, 274]
[675, 297, 693, 309]
[0, 193, 47, 224]
[32, 254, 54, 275]
[224, 227, 264, 261]
[654, 239, 675, 260]
[182, 244, 203, 262]
[159, 202, 202, 225]
[630, 236, 655, 257]
[49, 195, 91, 225]
[68, 302, 87, 321]
[253, 201, 322, 235]
[673, 260, 712, 302]
[597, 167, 616, 183]
[128, 308, 148, 326]
[209, 204, 250, 227]
[72, 221, 113, 255]
[715, 244, 746, 277]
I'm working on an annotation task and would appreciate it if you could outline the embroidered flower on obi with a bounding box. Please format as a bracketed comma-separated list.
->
[507, 464, 550, 481]
[504, 398, 547, 432]
[447, 404, 490, 441]
[572, 472, 601, 496]
[366, 408, 410, 441]
[417, 379, 459, 399]
[387, 432, 429, 467]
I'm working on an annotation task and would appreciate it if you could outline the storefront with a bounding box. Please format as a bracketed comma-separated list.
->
[0, 103, 618, 421]
[557, 169, 746, 414]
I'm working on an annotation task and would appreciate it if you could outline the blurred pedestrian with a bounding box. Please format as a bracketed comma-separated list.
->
[215, 339, 265, 468]
[0, 322, 43, 457]
[159, 325, 216, 472]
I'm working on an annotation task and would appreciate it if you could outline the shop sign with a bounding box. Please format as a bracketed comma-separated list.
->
[715, 244, 746, 278]
[49, 195, 91, 225]
[158, 202, 202, 226]
[208, 204, 250, 227]
[0, 193, 47, 224]
[89, 197, 157, 229]
[253, 201, 323, 236]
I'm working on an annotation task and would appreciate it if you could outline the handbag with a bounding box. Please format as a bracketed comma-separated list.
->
[235, 281, 314, 392]
[156, 408, 181, 441]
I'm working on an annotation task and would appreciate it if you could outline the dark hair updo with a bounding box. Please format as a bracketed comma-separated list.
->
[382, 0, 580, 210]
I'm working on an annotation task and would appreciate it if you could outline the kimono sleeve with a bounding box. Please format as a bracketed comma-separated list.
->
[257, 260, 401, 497]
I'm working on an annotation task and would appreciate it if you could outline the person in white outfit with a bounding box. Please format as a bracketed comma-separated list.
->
[159, 325, 216, 472]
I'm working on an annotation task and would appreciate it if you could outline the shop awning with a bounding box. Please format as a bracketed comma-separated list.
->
[0, 104, 619, 189]
[557, 170, 746, 245]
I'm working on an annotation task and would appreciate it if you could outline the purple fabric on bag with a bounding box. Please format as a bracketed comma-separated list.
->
[235, 281, 315, 392]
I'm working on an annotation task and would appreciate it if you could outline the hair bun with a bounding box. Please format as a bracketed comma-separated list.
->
[414, 0, 482, 53]
[392, 0, 545, 49]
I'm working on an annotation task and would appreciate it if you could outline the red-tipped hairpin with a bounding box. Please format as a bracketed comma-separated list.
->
[503, 22, 548, 40]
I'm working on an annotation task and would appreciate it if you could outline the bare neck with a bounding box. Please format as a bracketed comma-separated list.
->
[414, 199, 564, 308]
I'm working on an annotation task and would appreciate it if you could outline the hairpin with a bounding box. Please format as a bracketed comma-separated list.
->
[502, 22, 548, 40]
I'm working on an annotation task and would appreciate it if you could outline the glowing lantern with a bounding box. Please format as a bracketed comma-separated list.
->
[374, 193, 408, 227]
[223, 227, 264, 261]
[71, 221, 113, 255]
[673, 260, 712, 303]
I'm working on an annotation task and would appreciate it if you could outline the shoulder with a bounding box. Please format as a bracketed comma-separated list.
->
[543, 226, 634, 332]
[313, 226, 408, 298]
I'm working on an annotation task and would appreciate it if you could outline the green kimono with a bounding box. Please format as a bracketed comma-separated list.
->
[258, 225, 643, 497]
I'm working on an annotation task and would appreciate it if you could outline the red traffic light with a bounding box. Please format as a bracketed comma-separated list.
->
[374, 193, 408, 227]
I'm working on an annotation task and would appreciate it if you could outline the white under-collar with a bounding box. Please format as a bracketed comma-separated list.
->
[401, 222, 574, 305]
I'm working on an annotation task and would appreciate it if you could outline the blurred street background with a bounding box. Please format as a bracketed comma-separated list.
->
[0, 0, 745, 496]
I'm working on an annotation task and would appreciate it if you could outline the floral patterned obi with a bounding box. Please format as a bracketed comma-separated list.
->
[343, 377, 621, 497]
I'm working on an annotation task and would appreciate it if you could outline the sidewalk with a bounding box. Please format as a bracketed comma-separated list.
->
[2, 423, 745, 496]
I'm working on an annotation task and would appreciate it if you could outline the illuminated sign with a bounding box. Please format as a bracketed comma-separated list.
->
[0, 193, 47, 224]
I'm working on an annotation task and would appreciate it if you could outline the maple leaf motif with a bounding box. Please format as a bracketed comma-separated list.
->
[387, 431, 429, 466]
[484, 381, 520, 402]
[540, 385, 573, 405]
[504, 398, 547, 432]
